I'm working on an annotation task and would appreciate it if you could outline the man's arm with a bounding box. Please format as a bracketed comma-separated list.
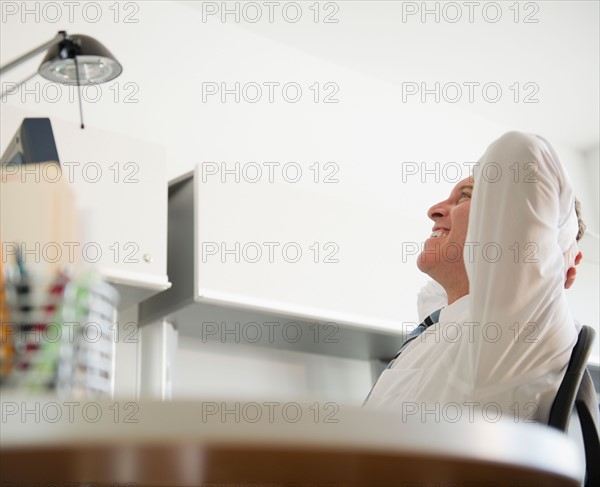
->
[458, 132, 578, 395]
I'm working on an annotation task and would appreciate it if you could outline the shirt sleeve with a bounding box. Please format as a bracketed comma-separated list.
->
[457, 131, 578, 400]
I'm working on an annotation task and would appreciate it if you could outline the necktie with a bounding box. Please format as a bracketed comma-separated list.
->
[386, 307, 442, 368]
[363, 308, 442, 405]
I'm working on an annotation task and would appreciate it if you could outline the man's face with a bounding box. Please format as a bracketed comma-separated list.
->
[417, 177, 473, 281]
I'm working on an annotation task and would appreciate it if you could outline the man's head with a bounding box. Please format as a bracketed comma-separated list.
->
[417, 178, 585, 299]
[417, 177, 472, 304]
[565, 198, 586, 289]
[575, 198, 586, 242]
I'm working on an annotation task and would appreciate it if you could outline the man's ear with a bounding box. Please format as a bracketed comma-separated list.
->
[565, 267, 577, 289]
[564, 252, 583, 290]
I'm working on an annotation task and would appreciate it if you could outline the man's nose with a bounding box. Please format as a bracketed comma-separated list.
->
[427, 201, 449, 221]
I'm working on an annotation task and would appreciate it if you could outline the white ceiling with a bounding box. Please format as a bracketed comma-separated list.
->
[1, 1, 598, 153]
[186, 0, 599, 152]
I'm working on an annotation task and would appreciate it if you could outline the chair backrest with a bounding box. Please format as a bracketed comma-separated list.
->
[548, 325, 599, 487]
[575, 369, 600, 487]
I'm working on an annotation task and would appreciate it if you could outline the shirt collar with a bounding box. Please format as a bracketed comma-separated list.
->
[438, 293, 470, 324]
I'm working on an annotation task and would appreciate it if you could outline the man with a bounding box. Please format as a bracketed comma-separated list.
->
[365, 131, 585, 423]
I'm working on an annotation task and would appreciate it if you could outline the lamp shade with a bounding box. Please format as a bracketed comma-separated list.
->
[38, 34, 122, 85]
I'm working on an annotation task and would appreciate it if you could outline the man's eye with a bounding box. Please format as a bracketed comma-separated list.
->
[458, 192, 471, 201]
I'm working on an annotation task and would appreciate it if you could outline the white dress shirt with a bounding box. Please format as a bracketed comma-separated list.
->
[366, 132, 579, 424]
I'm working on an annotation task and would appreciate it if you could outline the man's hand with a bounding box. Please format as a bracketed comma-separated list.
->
[565, 251, 583, 289]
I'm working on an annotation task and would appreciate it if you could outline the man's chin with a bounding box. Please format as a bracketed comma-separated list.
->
[416, 252, 437, 275]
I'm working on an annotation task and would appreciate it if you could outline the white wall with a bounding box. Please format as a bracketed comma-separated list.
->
[583, 146, 600, 235]
[572, 145, 600, 364]
[554, 144, 600, 364]
[1, 2, 598, 400]
[176, 335, 374, 404]
[162, 7, 598, 398]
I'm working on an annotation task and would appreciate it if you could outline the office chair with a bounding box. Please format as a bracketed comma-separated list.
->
[548, 325, 599, 487]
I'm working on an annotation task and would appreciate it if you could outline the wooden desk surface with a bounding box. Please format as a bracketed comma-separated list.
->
[0, 396, 583, 486]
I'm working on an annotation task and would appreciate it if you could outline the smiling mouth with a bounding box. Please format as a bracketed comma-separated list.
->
[430, 230, 449, 237]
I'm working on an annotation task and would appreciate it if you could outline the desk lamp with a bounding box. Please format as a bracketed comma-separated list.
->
[0, 31, 122, 128]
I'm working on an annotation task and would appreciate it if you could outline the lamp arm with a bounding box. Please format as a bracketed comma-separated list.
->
[0, 32, 66, 76]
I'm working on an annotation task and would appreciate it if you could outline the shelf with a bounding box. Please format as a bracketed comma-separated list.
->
[139, 173, 406, 361]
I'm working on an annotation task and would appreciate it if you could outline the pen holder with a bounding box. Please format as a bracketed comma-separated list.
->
[0, 269, 119, 398]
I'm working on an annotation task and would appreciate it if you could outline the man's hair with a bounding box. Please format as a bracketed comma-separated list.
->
[575, 198, 586, 242]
